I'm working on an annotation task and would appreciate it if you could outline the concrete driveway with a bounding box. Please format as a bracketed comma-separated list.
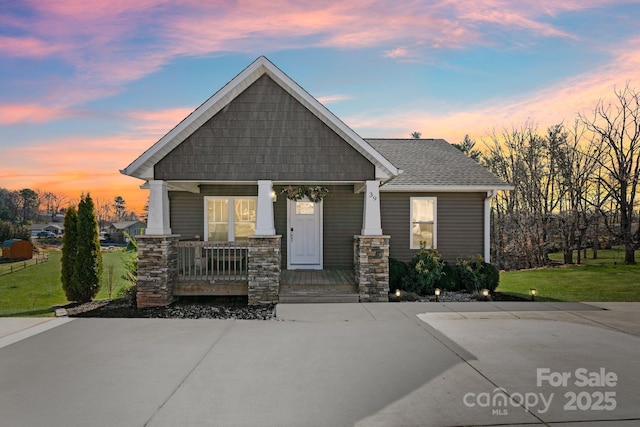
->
[0, 302, 638, 427]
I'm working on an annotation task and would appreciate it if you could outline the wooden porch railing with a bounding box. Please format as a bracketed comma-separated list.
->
[176, 241, 249, 283]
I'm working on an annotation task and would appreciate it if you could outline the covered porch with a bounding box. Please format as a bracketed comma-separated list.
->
[135, 178, 390, 306]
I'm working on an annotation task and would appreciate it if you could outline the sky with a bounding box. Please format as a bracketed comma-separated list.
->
[1, 0, 640, 213]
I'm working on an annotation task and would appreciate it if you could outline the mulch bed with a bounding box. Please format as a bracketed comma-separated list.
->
[61, 297, 277, 320]
[60, 291, 526, 319]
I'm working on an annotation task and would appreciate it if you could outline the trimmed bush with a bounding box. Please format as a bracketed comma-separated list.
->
[389, 257, 409, 293]
[401, 249, 446, 295]
[454, 255, 500, 293]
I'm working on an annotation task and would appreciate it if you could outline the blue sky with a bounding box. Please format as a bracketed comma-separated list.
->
[1, 0, 639, 210]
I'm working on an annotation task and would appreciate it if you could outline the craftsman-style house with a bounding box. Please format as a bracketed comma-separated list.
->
[122, 56, 510, 307]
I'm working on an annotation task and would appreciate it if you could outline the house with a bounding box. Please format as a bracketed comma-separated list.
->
[121, 56, 511, 307]
[107, 220, 146, 243]
[29, 223, 64, 238]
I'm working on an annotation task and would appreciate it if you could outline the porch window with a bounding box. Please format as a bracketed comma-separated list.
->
[410, 197, 437, 249]
[205, 197, 256, 241]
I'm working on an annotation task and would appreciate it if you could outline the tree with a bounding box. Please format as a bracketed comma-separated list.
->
[75, 194, 103, 301]
[15, 188, 39, 224]
[580, 84, 640, 264]
[61, 206, 79, 301]
[61, 194, 102, 302]
[452, 135, 482, 162]
[113, 196, 126, 222]
[411, 131, 422, 139]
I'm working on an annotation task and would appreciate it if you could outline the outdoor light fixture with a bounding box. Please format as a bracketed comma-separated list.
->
[271, 190, 277, 202]
[530, 288, 537, 301]
[434, 288, 441, 302]
[395, 289, 401, 297]
[482, 289, 490, 300]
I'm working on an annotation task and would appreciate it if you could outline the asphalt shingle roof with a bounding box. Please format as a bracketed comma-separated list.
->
[366, 138, 511, 189]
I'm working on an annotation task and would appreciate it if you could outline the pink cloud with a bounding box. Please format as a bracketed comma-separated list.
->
[1, 0, 631, 126]
[316, 95, 352, 104]
[0, 104, 71, 125]
[346, 36, 640, 144]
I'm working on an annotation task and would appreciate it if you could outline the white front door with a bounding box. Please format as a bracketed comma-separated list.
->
[287, 198, 322, 269]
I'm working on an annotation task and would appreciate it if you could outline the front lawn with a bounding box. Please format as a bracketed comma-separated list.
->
[0, 250, 132, 317]
[497, 247, 640, 302]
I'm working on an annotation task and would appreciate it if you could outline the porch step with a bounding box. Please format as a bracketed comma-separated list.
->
[278, 284, 360, 304]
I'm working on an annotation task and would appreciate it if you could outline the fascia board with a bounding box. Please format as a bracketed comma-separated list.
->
[380, 185, 514, 192]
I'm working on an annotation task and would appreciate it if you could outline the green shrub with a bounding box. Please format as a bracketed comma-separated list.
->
[454, 255, 500, 293]
[389, 257, 409, 293]
[437, 262, 458, 291]
[401, 249, 446, 295]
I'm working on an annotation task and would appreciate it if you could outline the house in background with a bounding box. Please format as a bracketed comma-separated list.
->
[107, 220, 146, 243]
[29, 223, 64, 238]
[121, 56, 511, 307]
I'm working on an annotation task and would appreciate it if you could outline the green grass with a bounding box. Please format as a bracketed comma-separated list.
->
[0, 250, 133, 317]
[497, 247, 640, 302]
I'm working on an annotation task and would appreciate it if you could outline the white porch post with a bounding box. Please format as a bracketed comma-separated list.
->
[484, 190, 496, 263]
[255, 180, 276, 236]
[361, 180, 383, 235]
[146, 180, 172, 235]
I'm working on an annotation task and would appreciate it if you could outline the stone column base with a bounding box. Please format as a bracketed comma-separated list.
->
[136, 235, 179, 308]
[248, 235, 281, 305]
[354, 235, 390, 302]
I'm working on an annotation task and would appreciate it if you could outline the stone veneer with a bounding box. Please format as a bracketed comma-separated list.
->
[354, 235, 390, 302]
[247, 235, 281, 305]
[136, 235, 179, 308]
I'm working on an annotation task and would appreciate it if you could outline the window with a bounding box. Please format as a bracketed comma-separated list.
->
[205, 197, 256, 241]
[410, 197, 437, 249]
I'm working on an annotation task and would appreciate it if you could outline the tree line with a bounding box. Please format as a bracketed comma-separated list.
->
[0, 187, 143, 240]
[459, 84, 640, 268]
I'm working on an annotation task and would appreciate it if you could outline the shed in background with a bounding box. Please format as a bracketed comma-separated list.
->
[1, 239, 34, 260]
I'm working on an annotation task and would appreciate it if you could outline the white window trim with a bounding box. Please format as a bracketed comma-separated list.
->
[204, 196, 257, 242]
[410, 197, 437, 250]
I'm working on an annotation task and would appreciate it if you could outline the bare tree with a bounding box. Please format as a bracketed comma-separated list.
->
[580, 84, 640, 264]
[548, 122, 600, 264]
[410, 131, 421, 139]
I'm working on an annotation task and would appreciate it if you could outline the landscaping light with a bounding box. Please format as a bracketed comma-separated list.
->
[434, 288, 441, 302]
[395, 289, 401, 297]
[482, 289, 490, 299]
[530, 288, 537, 301]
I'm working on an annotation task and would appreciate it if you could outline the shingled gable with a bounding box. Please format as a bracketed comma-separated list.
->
[121, 56, 398, 182]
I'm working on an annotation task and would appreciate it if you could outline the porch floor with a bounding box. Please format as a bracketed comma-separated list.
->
[279, 270, 359, 303]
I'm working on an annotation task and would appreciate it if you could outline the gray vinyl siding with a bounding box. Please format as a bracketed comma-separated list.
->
[155, 75, 375, 182]
[322, 186, 363, 269]
[380, 192, 485, 264]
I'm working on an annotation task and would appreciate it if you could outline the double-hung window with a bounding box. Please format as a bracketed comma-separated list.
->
[205, 197, 257, 241]
[410, 197, 437, 249]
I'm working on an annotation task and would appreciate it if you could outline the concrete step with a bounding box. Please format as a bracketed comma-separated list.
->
[278, 293, 360, 303]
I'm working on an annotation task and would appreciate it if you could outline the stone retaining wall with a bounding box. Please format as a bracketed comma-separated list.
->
[354, 235, 390, 302]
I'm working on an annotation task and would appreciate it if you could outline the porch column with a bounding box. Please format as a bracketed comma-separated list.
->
[146, 180, 172, 235]
[361, 180, 383, 235]
[255, 180, 276, 236]
[484, 190, 496, 263]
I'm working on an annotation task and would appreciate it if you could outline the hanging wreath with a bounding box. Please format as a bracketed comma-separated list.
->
[281, 185, 329, 203]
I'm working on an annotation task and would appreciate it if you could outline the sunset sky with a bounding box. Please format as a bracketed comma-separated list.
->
[1, 1, 639, 213]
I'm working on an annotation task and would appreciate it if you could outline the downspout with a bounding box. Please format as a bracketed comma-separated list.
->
[484, 189, 497, 263]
